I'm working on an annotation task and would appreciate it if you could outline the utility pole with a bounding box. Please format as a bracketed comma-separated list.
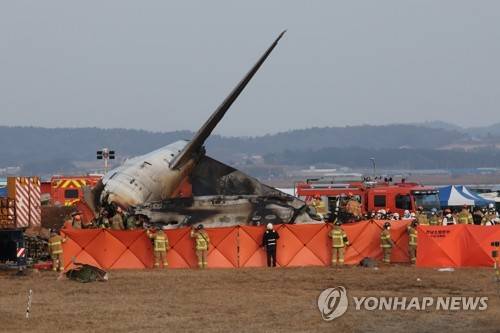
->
[369, 157, 376, 179]
[97, 148, 115, 173]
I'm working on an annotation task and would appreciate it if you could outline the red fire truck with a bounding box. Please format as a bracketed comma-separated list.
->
[41, 175, 102, 223]
[47, 175, 102, 207]
[295, 176, 440, 218]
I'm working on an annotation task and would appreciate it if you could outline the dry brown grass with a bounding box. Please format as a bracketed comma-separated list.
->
[1, 266, 499, 333]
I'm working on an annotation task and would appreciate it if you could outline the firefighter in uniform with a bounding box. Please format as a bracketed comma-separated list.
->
[48, 229, 66, 272]
[429, 208, 440, 226]
[380, 222, 394, 264]
[311, 195, 327, 220]
[482, 206, 498, 225]
[415, 206, 429, 225]
[147, 226, 169, 268]
[457, 205, 473, 224]
[110, 206, 125, 230]
[329, 221, 349, 266]
[71, 212, 82, 229]
[442, 209, 456, 225]
[262, 223, 280, 267]
[191, 224, 210, 268]
[345, 194, 361, 221]
[407, 220, 418, 264]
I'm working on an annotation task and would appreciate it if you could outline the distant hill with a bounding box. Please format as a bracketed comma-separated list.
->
[0, 124, 497, 174]
[264, 147, 500, 169]
[411, 121, 500, 137]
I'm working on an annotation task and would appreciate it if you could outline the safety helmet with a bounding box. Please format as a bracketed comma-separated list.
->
[393, 213, 400, 219]
[266, 223, 273, 230]
[431, 208, 437, 213]
[410, 212, 416, 218]
[404, 210, 410, 215]
[196, 224, 204, 230]
[489, 203, 495, 209]
[334, 221, 341, 226]
[383, 222, 391, 229]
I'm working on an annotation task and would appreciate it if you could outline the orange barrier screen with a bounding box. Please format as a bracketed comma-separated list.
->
[62, 222, 498, 270]
[62, 221, 414, 270]
[416, 225, 500, 267]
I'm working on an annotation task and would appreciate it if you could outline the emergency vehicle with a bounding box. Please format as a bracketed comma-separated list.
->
[296, 176, 440, 218]
[47, 175, 102, 206]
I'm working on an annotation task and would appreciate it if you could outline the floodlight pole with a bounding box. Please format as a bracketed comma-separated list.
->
[369, 157, 376, 179]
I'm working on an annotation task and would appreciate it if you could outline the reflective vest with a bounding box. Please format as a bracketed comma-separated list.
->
[416, 213, 429, 225]
[346, 200, 361, 217]
[457, 211, 471, 224]
[49, 235, 64, 255]
[380, 230, 392, 248]
[192, 231, 209, 250]
[154, 231, 168, 252]
[429, 215, 439, 226]
[407, 227, 417, 246]
[482, 213, 497, 225]
[312, 199, 327, 215]
[330, 228, 349, 248]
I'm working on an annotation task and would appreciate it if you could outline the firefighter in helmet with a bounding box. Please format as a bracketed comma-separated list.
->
[442, 208, 456, 225]
[415, 206, 429, 225]
[407, 220, 418, 264]
[429, 208, 440, 226]
[310, 195, 327, 220]
[457, 205, 473, 224]
[190, 224, 210, 269]
[345, 193, 361, 221]
[380, 222, 394, 264]
[48, 229, 66, 272]
[147, 226, 169, 268]
[329, 221, 350, 266]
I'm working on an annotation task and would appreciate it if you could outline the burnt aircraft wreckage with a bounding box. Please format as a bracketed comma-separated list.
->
[87, 31, 315, 228]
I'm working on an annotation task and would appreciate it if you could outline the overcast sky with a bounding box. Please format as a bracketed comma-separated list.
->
[1, 1, 499, 136]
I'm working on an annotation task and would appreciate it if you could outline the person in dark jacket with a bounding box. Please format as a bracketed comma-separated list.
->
[262, 223, 280, 267]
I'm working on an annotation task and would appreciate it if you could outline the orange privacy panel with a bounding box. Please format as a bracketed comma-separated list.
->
[165, 228, 197, 268]
[343, 221, 383, 264]
[238, 226, 267, 267]
[206, 227, 238, 268]
[303, 224, 331, 265]
[284, 224, 329, 267]
[417, 225, 500, 267]
[275, 225, 303, 266]
[63, 229, 101, 249]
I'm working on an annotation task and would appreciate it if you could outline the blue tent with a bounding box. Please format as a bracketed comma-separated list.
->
[0, 187, 6, 197]
[456, 186, 495, 207]
[438, 185, 494, 207]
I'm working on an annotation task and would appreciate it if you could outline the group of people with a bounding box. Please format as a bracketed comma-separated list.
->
[328, 220, 419, 266]
[145, 224, 211, 269]
[68, 207, 144, 230]
[50, 201, 497, 271]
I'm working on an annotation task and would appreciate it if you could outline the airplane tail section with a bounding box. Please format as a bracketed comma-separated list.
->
[170, 31, 286, 169]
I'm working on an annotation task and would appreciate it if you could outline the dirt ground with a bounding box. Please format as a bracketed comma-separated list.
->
[1, 265, 499, 333]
